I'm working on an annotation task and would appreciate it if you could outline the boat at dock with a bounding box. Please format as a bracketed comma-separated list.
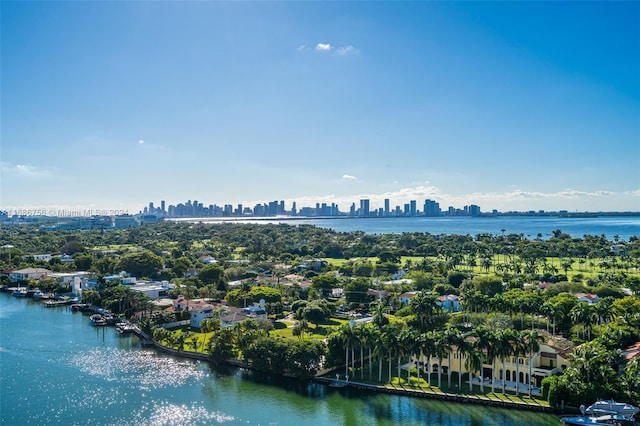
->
[33, 291, 53, 300]
[562, 400, 639, 425]
[12, 288, 27, 297]
[115, 323, 136, 334]
[44, 299, 71, 307]
[90, 314, 108, 326]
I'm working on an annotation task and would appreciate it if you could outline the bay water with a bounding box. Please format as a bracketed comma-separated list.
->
[187, 215, 640, 241]
[0, 295, 561, 425]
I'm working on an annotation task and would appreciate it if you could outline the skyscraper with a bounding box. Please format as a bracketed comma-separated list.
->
[360, 199, 370, 217]
[384, 198, 390, 217]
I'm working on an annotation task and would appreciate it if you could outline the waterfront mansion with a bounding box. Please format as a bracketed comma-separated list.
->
[410, 333, 572, 393]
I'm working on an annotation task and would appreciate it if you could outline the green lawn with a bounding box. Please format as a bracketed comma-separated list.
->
[338, 361, 549, 406]
[91, 244, 141, 252]
[271, 317, 350, 340]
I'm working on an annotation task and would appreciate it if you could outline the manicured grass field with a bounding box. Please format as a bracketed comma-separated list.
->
[324, 255, 638, 280]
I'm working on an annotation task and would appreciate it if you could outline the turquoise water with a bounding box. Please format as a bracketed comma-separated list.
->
[0, 295, 561, 425]
[189, 216, 640, 241]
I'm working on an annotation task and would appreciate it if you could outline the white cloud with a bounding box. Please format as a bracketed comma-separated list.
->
[297, 43, 357, 56]
[1, 162, 51, 178]
[138, 139, 145, 145]
[342, 174, 357, 180]
[336, 45, 356, 56]
[283, 185, 634, 213]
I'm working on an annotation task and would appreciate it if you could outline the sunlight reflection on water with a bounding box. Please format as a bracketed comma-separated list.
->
[126, 402, 237, 426]
[69, 347, 207, 390]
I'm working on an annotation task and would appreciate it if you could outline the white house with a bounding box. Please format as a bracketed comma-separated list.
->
[104, 272, 137, 285]
[129, 281, 174, 300]
[190, 304, 216, 328]
[22, 254, 52, 262]
[9, 268, 52, 282]
[49, 271, 93, 294]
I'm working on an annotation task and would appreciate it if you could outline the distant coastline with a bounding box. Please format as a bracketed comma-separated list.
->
[169, 211, 640, 222]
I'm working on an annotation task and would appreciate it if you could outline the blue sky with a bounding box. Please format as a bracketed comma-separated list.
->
[2, 1, 639, 214]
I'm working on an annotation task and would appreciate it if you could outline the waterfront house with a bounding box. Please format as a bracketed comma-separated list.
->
[411, 334, 572, 391]
[9, 267, 52, 282]
[220, 305, 268, 328]
[129, 281, 174, 300]
[190, 304, 216, 328]
[50, 271, 93, 294]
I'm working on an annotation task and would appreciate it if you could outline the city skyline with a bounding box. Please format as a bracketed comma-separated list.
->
[140, 196, 475, 218]
[2, 2, 639, 213]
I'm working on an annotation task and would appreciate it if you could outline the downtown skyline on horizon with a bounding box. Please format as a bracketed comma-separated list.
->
[2, 2, 639, 214]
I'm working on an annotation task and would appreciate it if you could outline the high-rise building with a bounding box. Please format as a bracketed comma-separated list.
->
[384, 199, 390, 217]
[423, 199, 440, 217]
[410, 200, 417, 216]
[359, 199, 370, 217]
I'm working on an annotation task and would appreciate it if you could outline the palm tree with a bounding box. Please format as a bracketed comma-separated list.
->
[339, 324, 356, 379]
[434, 330, 448, 389]
[371, 325, 385, 382]
[397, 328, 414, 385]
[410, 291, 439, 331]
[570, 301, 590, 340]
[464, 344, 483, 392]
[510, 330, 526, 397]
[456, 334, 471, 391]
[560, 258, 573, 276]
[443, 327, 459, 388]
[407, 328, 423, 386]
[485, 330, 499, 394]
[470, 327, 492, 393]
[372, 303, 389, 328]
[381, 323, 400, 384]
[200, 317, 220, 347]
[594, 297, 614, 325]
[522, 329, 543, 397]
[363, 324, 377, 380]
[356, 324, 374, 380]
[420, 331, 436, 387]
[541, 301, 555, 334]
[495, 328, 515, 395]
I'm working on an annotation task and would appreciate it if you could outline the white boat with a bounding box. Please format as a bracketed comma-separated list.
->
[33, 291, 52, 300]
[90, 314, 108, 326]
[12, 288, 27, 297]
[585, 400, 639, 419]
[562, 400, 639, 425]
